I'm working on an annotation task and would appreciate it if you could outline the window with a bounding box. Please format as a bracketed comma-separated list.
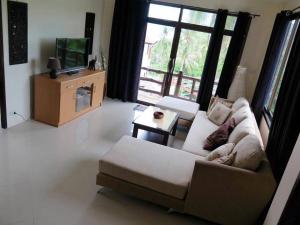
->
[138, 2, 237, 104]
[148, 4, 180, 21]
[181, 9, 216, 27]
[265, 19, 299, 117]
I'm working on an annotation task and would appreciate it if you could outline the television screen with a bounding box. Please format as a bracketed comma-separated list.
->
[56, 38, 89, 71]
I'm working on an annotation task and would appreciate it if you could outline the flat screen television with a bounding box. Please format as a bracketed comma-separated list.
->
[56, 38, 89, 73]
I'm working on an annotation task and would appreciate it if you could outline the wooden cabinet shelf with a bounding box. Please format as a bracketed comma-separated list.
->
[34, 69, 105, 127]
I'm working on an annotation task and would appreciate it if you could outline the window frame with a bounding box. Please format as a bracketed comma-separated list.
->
[148, 1, 236, 36]
[138, 1, 238, 105]
[264, 19, 300, 123]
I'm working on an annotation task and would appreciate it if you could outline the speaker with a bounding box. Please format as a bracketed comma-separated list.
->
[7, 1, 28, 65]
[85, 12, 95, 55]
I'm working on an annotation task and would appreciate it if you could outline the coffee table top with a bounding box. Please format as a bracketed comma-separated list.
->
[133, 106, 179, 133]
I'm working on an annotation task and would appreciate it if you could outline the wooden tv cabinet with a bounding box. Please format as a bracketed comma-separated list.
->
[34, 69, 106, 127]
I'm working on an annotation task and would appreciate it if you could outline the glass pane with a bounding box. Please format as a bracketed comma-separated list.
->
[182, 9, 216, 27]
[140, 69, 164, 82]
[138, 90, 162, 105]
[213, 35, 232, 95]
[139, 70, 164, 93]
[270, 75, 283, 114]
[225, 16, 237, 31]
[148, 4, 180, 21]
[174, 29, 211, 77]
[142, 23, 175, 71]
[76, 86, 92, 112]
[179, 79, 193, 100]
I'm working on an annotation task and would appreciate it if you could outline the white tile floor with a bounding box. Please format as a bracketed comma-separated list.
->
[0, 99, 213, 225]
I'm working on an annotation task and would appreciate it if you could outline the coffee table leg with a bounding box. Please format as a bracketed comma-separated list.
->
[172, 119, 178, 136]
[162, 134, 169, 146]
[132, 125, 138, 138]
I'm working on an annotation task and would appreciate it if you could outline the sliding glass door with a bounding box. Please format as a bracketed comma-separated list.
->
[137, 2, 236, 105]
[169, 29, 211, 101]
[138, 23, 175, 104]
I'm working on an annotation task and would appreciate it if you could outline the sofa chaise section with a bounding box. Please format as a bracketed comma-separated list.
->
[97, 136, 202, 208]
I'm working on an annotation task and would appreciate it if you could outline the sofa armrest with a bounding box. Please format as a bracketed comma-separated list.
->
[184, 160, 276, 225]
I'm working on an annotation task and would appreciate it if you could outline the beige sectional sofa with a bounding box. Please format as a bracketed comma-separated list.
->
[97, 98, 277, 225]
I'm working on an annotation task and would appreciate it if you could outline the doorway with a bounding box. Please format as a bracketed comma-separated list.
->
[0, 0, 7, 129]
[137, 2, 236, 105]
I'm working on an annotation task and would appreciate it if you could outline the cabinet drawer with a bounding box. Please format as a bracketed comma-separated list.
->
[79, 77, 94, 87]
[61, 81, 77, 92]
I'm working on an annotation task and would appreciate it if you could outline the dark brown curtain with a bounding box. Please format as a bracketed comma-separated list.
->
[107, 0, 149, 102]
[197, 9, 228, 111]
[266, 22, 300, 182]
[251, 11, 290, 122]
[215, 12, 252, 98]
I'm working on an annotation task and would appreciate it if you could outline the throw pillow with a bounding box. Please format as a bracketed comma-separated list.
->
[206, 143, 235, 161]
[208, 102, 232, 126]
[228, 118, 255, 144]
[204, 118, 236, 150]
[207, 96, 233, 115]
[232, 97, 249, 112]
[232, 134, 265, 171]
[230, 106, 251, 125]
[211, 151, 237, 165]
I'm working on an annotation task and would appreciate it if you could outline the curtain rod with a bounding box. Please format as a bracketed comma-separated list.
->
[149, 0, 261, 18]
[292, 6, 300, 12]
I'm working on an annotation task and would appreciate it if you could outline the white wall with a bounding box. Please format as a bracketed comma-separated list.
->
[284, 0, 300, 9]
[100, 0, 115, 61]
[1, 0, 104, 127]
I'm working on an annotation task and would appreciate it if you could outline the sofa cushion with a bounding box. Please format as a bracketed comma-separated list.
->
[182, 111, 219, 156]
[155, 96, 199, 120]
[230, 106, 251, 125]
[228, 118, 255, 144]
[206, 143, 235, 161]
[232, 97, 249, 112]
[100, 136, 202, 199]
[211, 151, 237, 165]
[232, 134, 265, 171]
[207, 96, 233, 115]
[207, 102, 232, 126]
[204, 118, 236, 150]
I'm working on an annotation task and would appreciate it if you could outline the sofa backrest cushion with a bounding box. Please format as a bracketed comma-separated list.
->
[207, 102, 232, 125]
[207, 96, 233, 115]
[230, 106, 251, 125]
[211, 151, 237, 165]
[232, 97, 249, 112]
[232, 134, 265, 171]
[228, 118, 255, 144]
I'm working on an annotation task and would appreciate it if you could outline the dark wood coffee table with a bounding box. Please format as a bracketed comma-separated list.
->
[132, 106, 179, 146]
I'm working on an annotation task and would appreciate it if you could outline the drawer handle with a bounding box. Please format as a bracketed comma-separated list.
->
[66, 85, 74, 89]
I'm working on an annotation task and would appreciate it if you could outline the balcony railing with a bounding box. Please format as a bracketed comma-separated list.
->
[139, 67, 201, 102]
